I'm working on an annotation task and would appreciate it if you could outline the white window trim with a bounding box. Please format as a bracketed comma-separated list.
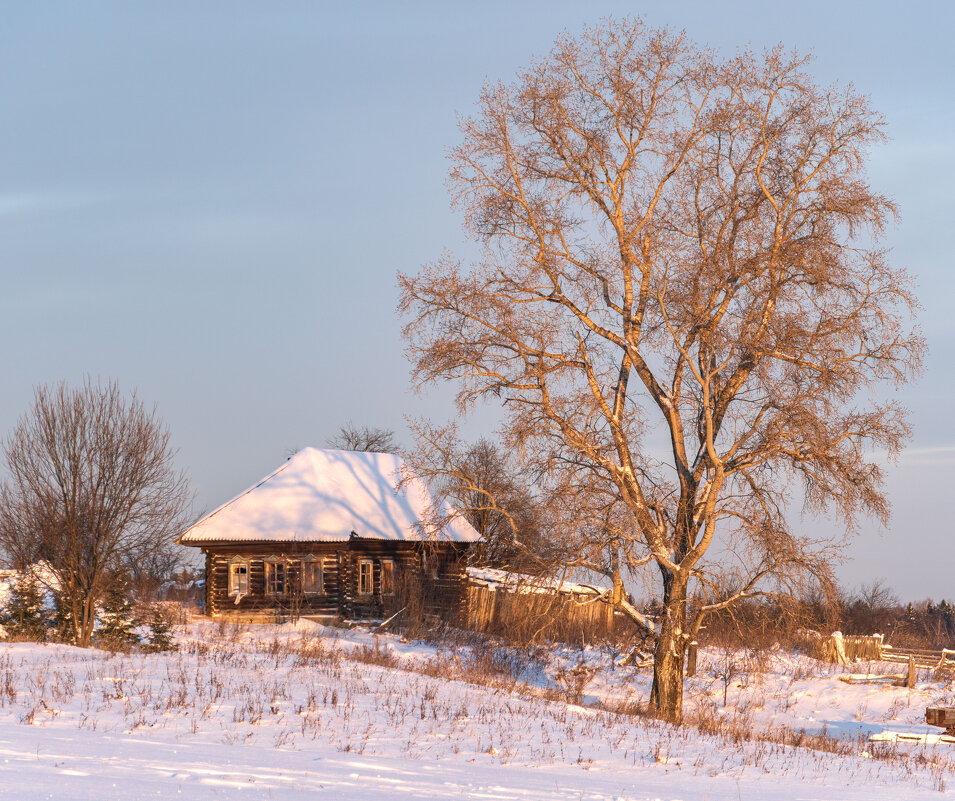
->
[228, 558, 249, 598]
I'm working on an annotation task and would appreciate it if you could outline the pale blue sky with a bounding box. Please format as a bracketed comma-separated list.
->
[1, 2, 952, 599]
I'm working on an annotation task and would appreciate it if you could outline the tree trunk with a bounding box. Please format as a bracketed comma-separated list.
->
[69, 594, 82, 646]
[610, 546, 625, 606]
[76, 593, 95, 648]
[649, 573, 688, 722]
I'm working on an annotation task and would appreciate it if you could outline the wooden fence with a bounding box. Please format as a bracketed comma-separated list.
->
[814, 632, 955, 672]
[881, 646, 955, 671]
[465, 583, 615, 645]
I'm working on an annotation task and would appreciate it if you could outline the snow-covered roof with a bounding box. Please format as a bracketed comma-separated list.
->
[177, 448, 481, 545]
[466, 567, 609, 597]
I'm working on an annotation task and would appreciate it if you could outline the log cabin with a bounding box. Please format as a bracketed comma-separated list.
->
[176, 448, 480, 622]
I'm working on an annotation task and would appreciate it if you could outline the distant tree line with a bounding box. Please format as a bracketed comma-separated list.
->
[700, 580, 955, 651]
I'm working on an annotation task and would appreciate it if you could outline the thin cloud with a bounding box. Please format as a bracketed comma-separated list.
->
[898, 445, 955, 465]
[818, 444, 955, 468]
[0, 191, 104, 217]
[904, 445, 955, 457]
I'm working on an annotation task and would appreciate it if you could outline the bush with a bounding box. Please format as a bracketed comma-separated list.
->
[699, 582, 955, 653]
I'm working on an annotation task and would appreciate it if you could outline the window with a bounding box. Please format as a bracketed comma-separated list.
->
[421, 550, 438, 580]
[265, 561, 286, 595]
[303, 559, 324, 595]
[380, 559, 395, 596]
[358, 559, 373, 596]
[228, 560, 249, 596]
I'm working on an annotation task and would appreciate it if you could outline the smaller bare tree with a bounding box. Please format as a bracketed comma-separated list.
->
[327, 423, 401, 454]
[406, 421, 547, 571]
[0, 379, 192, 647]
[125, 540, 186, 602]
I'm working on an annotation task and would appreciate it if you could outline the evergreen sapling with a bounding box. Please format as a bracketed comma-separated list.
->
[144, 604, 175, 652]
[97, 579, 140, 650]
[0, 572, 48, 641]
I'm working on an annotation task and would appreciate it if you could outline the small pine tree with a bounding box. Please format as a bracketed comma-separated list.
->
[1, 573, 48, 641]
[51, 589, 77, 645]
[97, 580, 140, 650]
[144, 604, 175, 653]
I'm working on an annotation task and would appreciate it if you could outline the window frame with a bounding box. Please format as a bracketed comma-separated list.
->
[228, 558, 249, 597]
[421, 549, 439, 580]
[357, 558, 374, 596]
[380, 558, 395, 596]
[264, 558, 287, 596]
[302, 556, 324, 596]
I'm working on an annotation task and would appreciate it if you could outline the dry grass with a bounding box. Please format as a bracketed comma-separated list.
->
[1, 624, 953, 793]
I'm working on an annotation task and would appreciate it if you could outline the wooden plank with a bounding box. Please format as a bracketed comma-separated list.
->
[927, 707, 955, 734]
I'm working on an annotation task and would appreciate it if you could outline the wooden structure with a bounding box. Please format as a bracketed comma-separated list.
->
[465, 568, 617, 644]
[926, 707, 955, 736]
[177, 448, 480, 622]
[881, 645, 955, 671]
[815, 632, 885, 663]
[815, 632, 955, 674]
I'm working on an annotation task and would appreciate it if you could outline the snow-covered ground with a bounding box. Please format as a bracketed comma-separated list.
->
[1, 620, 954, 800]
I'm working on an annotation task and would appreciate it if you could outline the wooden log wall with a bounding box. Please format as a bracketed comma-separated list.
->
[201, 541, 470, 622]
[205, 544, 342, 619]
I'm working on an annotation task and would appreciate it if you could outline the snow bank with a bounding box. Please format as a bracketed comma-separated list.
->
[3, 622, 955, 799]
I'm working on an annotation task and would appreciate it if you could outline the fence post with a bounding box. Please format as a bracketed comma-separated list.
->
[907, 655, 916, 689]
[686, 641, 698, 677]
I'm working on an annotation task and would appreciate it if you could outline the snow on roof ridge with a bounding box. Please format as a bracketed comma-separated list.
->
[181, 447, 384, 536]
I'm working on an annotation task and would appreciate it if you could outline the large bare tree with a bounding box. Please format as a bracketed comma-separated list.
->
[0, 379, 191, 646]
[400, 21, 923, 721]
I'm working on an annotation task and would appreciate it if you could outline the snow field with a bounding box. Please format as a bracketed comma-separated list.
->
[1, 620, 954, 799]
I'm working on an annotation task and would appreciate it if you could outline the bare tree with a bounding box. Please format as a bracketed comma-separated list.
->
[0, 379, 192, 647]
[407, 422, 658, 641]
[125, 540, 187, 602]
[406, 421, 547, 570]
[327, 423, 401, 454]
[400, 20, 923, 721]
